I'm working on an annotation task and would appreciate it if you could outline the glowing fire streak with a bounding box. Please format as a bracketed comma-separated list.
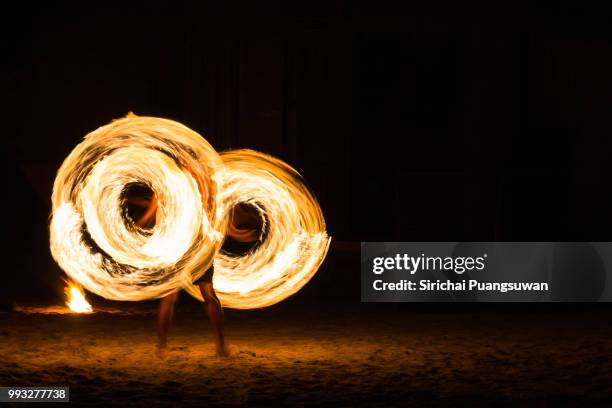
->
[186, 150, 331, 309]
[50, 116, 330, 308]
[50, 116, 225, 301]
[65, 282, 93, 313]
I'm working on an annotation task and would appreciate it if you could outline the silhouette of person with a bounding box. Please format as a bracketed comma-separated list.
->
[128, 193, 260, 357]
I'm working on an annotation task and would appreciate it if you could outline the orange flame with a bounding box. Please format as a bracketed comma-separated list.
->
[50, 117, 329, 308]
[65, 282, 93, 313]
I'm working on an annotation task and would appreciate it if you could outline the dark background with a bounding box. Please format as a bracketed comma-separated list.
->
[3, 3, 612, 306]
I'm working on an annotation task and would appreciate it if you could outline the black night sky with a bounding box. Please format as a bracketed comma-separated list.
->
[5, 4, 612, 304]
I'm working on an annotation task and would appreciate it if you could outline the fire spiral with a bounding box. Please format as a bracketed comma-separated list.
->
[186, 149, 331, 309]
[50, 116, 225, 301]
[50, 116, 330, 308]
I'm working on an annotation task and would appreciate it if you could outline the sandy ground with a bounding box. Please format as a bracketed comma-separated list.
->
[1, 302, 612, 407]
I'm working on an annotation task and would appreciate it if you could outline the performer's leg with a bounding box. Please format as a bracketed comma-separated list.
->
[157, 291, 179, 355]
[199, 281, 229, 356]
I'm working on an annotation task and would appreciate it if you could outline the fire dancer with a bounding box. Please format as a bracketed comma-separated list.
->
[128, 193, 261, 357]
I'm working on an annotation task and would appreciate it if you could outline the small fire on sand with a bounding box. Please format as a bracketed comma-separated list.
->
[65, 281, 93, 313]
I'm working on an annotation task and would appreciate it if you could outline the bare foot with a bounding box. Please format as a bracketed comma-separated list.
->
[156, 344, 168, 359]
[216, 345, 231, 357]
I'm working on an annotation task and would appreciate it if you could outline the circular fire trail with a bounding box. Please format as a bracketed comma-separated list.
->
[50, 116, 225, 301]
[186, 149, 331, 309]
[50, 117, 330, 308]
